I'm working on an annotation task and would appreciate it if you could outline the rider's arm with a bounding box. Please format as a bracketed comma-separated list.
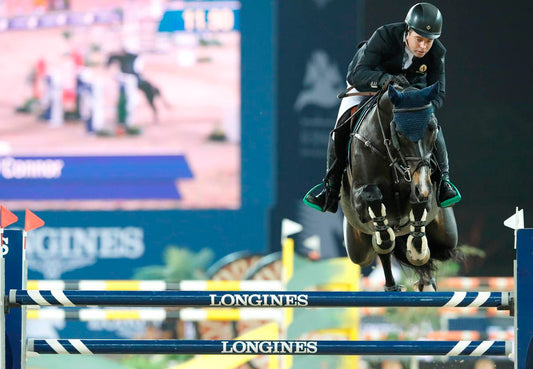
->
[346, 25, 400, 92]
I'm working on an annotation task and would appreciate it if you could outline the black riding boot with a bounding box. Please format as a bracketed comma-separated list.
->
[434, 128, 461, 207]
[304, 112, 352, 212]
[304, 135, 344, 212]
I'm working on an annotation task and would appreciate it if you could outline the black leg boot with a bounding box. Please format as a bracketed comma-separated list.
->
[434, 128, 461, 207]
[304, 135, 344, 212]
[304, 105, 357, 212]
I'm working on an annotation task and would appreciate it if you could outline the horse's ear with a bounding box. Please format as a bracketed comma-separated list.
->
[388, 84, 402, 105]
[420, 82, 440, 103]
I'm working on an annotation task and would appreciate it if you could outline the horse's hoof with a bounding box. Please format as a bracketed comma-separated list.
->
[384, 285, 406, 292]
[406, 235, 430, 266]
[414, 279, 437, 291]
[406, 247, 431, 266]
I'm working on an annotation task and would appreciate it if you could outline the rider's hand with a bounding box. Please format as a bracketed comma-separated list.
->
[389, 74, 410, 87]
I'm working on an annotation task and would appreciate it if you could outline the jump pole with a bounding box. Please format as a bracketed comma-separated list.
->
[27, 339, 511, 357]
[8, 290, 510, 308]
[2, 214, 532, 367]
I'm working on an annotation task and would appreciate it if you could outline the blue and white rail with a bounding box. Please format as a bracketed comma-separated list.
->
[27, 339, 512, 357]
[9, 290, 510, 308]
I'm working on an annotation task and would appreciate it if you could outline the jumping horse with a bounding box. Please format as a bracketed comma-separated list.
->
[340, 82, 459, 291]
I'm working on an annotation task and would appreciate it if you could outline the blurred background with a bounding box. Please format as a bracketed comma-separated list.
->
[1, 0, 531, 368]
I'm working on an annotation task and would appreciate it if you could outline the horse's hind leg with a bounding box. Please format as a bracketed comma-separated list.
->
[425, 207, 459, 261]
[378, 253, 404, 291]
[344, 218, 400, 291]
[415, 276, 437, 291]
[343, 217, 375, 267]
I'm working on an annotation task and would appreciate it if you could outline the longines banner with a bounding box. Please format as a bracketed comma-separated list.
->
[271, 0, 362, 257]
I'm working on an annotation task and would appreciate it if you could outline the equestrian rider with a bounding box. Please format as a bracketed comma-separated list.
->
[304, 2, 461, 213]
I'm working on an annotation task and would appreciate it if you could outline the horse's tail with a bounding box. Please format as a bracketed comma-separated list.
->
[392, 237, 464, 283]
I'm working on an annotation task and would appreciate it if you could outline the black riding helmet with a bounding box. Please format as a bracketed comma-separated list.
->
[405, 2, 442, 39]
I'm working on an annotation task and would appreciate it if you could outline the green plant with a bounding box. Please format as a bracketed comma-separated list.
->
[133, 246, 214, 281]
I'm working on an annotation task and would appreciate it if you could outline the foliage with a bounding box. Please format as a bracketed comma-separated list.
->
[458, 244, 487, 258]
[133, 246, 214, 281]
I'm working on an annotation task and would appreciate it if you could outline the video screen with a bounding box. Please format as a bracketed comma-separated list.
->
[0, 0, 241, 210]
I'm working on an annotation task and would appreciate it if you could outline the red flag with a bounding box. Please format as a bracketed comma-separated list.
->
[1, 205, 18, 228]
[24, 209, 45, 231]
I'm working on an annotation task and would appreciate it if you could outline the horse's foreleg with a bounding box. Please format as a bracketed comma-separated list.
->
[406, 202, 430, 266]
[367, 201, 400, 291]
[357, 185, 399, 290]
[368, 203, 395, 255]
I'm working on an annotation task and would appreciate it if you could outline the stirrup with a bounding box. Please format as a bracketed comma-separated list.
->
[303, 183, 325, 211]
[438, 179, 462, 208]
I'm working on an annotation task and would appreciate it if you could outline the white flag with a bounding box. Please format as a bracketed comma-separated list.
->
[303, 235, 321, 252]
[281, 218, 303, 239]
[503, 209, 524, 230]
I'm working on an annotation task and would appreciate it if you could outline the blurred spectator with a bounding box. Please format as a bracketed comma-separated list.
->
[382, 360, 403, 369]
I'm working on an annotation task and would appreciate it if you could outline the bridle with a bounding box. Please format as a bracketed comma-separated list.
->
[353, 92, 434, 185]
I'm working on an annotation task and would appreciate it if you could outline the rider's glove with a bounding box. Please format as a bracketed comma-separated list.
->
[389, 74, 410, 87]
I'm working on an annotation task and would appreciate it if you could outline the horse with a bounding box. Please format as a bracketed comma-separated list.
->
[339, 82, 459, 291]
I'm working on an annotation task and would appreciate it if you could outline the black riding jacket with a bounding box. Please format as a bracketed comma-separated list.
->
[346, 22, 446, 109]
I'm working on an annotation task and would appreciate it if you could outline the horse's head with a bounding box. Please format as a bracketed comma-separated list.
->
[387, 82, 440, 203]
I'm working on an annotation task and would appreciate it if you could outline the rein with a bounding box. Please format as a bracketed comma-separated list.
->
[337, 85, 377, 99]
[352, 93, 433, 185]
[353, 92, 409, 184]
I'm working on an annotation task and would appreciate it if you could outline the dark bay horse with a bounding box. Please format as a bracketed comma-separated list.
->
[340, 83, 459, 291]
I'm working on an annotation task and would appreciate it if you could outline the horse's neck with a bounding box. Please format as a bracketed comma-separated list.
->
[377, 92, 394, 118]
[360, 98, 393, 140]
[353, 96, 396, 182]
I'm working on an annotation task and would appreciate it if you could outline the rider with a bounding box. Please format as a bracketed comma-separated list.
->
[304, 2, 461, 213]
